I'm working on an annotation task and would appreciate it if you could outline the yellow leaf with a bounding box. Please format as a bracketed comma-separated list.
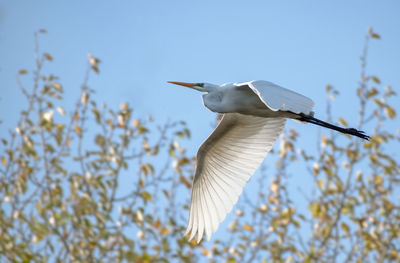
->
[235, 210, 244, 216]
[321, 135, 327, 147]
[373, 98, 384, 107]
[384, 201, 394, 212]
[259, 204, 268, 213]
[44, 53, 53, 61]
[371, 76, 381, 84]
[243, 224, 254, 232]
[74, 112, 79, 121]
[309, 203, 321, 218]
[74, 125, 82, 135]
[371, 33, 381, 39]
[177, 157, 190, 167]
[153, 220, 161, 229]
[270, 182, 279, 195]
[371, 136, 384, 144]
[316, 179, 324, 189]
[57, 106, 65, 116]
[1, 157, 6, 166]
[338, 117, 348, 126]
[120, 103, 128, 110]
[141, 191, 152, 201]
[202, 249, 210, 256]
[18, 69, 28, 75]
[91, 65, 99, 74]
[118, 115, 125, 128]
[179, 175, 191, 188]
[159, 227, 170, 235]
[132, 119, 140, 127]
[42, 110, 54, 122]
[228, 221, 237, 230]
[268, 196, 277, 204]
[138, 125, 149, 134]
[341, 222, 350, 234]
[88, 53, 101, 65]
[313, 163, 320, 175]
[140, 163, 154, 176]
[88, 53, 101, 74]
[389, 250, 398, 260]
[51, 82, 63, 92]
[366, 87, 378, 98]
[385, 106, 396, 119]
[374, 176, 383, 186]
[325, 84, 332, 92]
[346, 149, 358, 161]
[368, 27, 381, 39]
[369, 155, 378, 164]
[81, 92, 89, 105]
[363, 142, 372, 149]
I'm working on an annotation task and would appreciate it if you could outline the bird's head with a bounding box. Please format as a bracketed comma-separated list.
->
[168, 81, 218, 93]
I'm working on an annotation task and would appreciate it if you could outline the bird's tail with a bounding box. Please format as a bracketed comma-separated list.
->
[297, 113, 370, 140]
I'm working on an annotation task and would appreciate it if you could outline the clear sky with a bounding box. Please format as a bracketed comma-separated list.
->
[1, 1, 399, 145]
[1, 0, 399, 244]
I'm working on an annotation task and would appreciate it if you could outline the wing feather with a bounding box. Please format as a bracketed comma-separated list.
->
[202, 177, 220, 232]
[237, 80, 314, 115]
[196, 186, 205, 241]
[206, 170, 236, 212]
[199, 181, 211, 242]
[185, 113, 286, 242]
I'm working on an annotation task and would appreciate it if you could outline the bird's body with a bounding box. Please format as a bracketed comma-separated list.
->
[200, 81, 311, 118]
[168, 80, 369, 243]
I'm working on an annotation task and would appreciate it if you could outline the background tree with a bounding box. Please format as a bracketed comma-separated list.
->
[0, 28, 399, 262]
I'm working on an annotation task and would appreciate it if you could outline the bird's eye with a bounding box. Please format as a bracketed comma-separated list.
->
[196, 83, 204, 87]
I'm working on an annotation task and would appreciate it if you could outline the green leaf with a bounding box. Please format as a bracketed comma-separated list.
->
[138, 125, 149, 134]
[95, 134, 106, 147]
[92, 108, 101, 124]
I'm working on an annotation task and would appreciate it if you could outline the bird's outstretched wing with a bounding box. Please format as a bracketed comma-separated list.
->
[185, 113, 286, 242]
[237, 80, 315, 115]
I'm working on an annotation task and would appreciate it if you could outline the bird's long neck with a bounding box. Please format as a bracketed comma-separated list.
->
[202, 91, 226, 113]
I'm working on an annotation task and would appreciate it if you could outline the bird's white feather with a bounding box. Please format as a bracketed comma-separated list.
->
[185, 113, 286, 242]
[238, 80, 315, 115]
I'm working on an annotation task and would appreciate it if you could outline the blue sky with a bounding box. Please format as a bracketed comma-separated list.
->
[1, 0, 400, 245]
[2, 1, 400, 143]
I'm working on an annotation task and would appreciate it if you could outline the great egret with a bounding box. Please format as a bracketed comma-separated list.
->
[168, 80, 369, 243]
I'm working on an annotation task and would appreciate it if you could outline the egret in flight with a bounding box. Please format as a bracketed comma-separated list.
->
[168, 80, 369, 243]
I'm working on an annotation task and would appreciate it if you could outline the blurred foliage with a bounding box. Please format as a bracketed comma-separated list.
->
[1, 28, 399, 262]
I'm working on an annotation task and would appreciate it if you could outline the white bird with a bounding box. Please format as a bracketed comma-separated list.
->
[168, 80, 369, 243]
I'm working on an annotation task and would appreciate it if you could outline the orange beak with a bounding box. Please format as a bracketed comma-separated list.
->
[168, 81, 197, 88]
